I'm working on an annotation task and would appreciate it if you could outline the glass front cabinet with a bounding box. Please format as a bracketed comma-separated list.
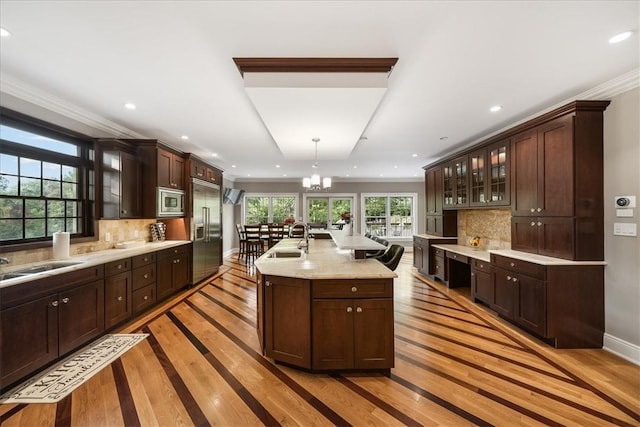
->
[469, 139, 510, 207]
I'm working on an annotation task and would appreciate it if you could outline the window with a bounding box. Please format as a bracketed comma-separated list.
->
[362, 194, 417, 238]
[305, 196, 353, 228]
[243, 194, 297, 224]
[0, 110, 95, 245]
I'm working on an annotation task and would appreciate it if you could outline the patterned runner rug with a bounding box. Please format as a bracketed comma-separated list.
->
[0, 334, 147, 404]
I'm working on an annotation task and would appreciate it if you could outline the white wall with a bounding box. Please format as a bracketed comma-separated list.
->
[602, 87, 640, 363]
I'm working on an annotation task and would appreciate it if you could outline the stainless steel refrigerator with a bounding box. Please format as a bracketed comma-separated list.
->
[191, 178, 221, 284]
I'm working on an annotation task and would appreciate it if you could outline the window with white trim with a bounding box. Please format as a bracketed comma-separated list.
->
[361, 193, 417, 238]
[243, 194, 297, 224]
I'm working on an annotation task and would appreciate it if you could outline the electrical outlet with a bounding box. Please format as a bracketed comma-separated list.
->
[105, 232, 111, 242]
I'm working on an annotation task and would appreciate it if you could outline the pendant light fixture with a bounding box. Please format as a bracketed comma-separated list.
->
[302, 137, 331, 191]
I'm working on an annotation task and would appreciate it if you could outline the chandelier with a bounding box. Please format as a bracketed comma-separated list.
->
[302, 137, 332, 191]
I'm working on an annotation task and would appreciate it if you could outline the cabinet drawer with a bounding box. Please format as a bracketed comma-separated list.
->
[312, 279, 392, 299]
[471, 258, 490, 271]
[434, 255, 446, 280]
[132, 252, 156, 269]
[491, 254, 545, 279]
[432, 247, 445, 257]
[106, 258, 131, 276]
[132, 284, 156, 314]
[158, 244, 190, 260]
[413, 236, 427, 245]
[446, 251, 469, 264]
[132, 265, 156, 290]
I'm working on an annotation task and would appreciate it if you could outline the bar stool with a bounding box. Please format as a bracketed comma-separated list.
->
[235, 224, 247, 261]
[268, 223, 285, 248]
[244, 224, 264, 263]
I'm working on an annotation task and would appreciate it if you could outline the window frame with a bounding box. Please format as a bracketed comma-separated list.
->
[242, 193, 299, 225]
[0, 108, 97, 251]
[360, 192, 418, 239]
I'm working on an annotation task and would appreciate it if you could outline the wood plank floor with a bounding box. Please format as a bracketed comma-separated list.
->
[2, 254, 639, 426]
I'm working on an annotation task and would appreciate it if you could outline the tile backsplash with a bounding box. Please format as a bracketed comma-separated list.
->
[457, 209, 511, 250]
[4, 219, 158, 266]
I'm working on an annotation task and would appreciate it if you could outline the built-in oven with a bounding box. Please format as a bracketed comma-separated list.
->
[157, 187, 185, 217]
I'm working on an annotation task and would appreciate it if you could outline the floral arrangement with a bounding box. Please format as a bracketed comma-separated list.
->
[284, 217, 296, 225]
[470, 236, 481, 248]
[341, 212, 352, 223]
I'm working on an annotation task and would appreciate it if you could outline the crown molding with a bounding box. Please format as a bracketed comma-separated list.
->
[0, 75, 148, 139]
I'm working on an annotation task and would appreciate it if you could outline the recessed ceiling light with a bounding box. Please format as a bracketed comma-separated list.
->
[180, 135, 189, 140]
[0, 27, 11, 37]
[211, 153, 218, 157]
[609, 31, 633, 44]
[379, 173, 384, 177]
[411, 153, 418, 158]
[353, 165, 358, 169]
[283, 174, 287, 177]
[247, 174, 251, 177]
[231, 164, 237, 168]
[490, 105, 502, 113]
[275, 164, 281, 168]
[124, 103, 136, 110]
[394, 165, 398, 169]
[346, 174, 350, 177]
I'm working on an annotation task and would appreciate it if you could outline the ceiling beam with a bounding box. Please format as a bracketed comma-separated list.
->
[232, 57, 398, 76]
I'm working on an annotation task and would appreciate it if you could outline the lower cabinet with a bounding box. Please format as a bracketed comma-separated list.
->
[132, 252, 157, 314]
[105, 259, 133, 329]
[490, 254, 604, 348]
[432, 247, 447, 282]
[0, 272, 104, 388]
[157, 245, 191, 301]
[471, 259, 492, 304]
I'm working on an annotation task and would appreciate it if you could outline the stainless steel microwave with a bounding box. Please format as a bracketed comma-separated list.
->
[157, 187, 185, 217]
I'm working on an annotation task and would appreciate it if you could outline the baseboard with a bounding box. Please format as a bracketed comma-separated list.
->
[223, 248, 237, 259]
[603, 333, 640, 365]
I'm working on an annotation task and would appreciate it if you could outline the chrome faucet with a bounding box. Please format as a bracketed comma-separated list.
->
[0, 257, 10, 265]
[291, 221, 310, 253]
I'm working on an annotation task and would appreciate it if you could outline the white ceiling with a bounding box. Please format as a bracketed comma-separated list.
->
[0, 1, 638, 182]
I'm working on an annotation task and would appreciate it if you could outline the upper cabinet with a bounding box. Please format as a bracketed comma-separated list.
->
[98, 140, 142, 219]
[157, 148, 184, 190]
[442, 155, 469, 209]
[469, 139, 510, 207]
[187, 154, 222, 186]
[425, 166, 457, 237]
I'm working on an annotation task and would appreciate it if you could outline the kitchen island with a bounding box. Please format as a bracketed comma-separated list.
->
[254, 238, 397, 373]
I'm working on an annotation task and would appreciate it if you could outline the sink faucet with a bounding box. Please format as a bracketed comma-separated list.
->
[291, 221, 310, 253]
[0, 257, 10, 265]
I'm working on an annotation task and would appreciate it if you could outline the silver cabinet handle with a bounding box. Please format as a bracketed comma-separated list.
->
[265, 281, 270, 287]
[176, 259, 180, 263]
[117, 296, 123, 301]
[62, 297, 69, 304]
[144, 274, 149, 279]
[356, 307, 363, 313]
[453, 254, 457, 259]
[537, 222, 542, 226]
[143, 257, 148, 262]
[346, 307, 353, 313]
[530, 208, 536, 213]
[117, 264, 122, 269]
[471, 272, 475, 276]
[351, 286, 357, 292]
[531, 222, 536, 226]
[537, 207, 542, 212]
[479, 264, 484, 268]
[510, 262, 515, 267]
[507, 275, 512, 281]
[143, 295, 148, 300]
[51, 300, 59, 307]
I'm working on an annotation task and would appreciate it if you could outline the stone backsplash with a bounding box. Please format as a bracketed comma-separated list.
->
[3, 219, 159, 266]
[457, 209, 511, 250]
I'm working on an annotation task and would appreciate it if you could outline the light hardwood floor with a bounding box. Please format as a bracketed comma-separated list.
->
[1, 254, 638, 426]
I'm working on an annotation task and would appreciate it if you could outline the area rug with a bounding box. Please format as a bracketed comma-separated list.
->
[0, 333, 148, 404]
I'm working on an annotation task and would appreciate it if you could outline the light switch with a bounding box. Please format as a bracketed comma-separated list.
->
[616, 209, 634, 217]
[613, 223, 637, 236]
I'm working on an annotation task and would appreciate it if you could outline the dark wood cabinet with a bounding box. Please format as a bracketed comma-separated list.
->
[158, 148, 185, 190]
[0, 269, 104, 388]
[510, 103, 609, 260]
[490, 254, 604, 348]
[131, 252, 157, 314]
[469, 139, 510, 207]
[471, 259, 493, 305]
[443, 155, 469, 209]
[265, 276, 311, 368]
[432, 246, 447, 282]
[100, 143, 142, 219]
[105, 259, 132, 329]
[188, 154, 222, 185]
[425, 166, 457, 236]
[157, 244, 192, 301]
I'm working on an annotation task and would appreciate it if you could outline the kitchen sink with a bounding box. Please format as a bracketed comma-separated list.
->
[1, 261, 85, 281]
[265, 250, 304, 259]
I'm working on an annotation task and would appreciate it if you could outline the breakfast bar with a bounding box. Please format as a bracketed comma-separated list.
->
[254, 238, 396, 373]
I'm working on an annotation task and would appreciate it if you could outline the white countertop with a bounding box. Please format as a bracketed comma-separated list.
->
[328, 230, 387, 250]
[254, 238, 397, 280]
[414, 234, 458, 240]
[430, 244, 606, 266]
[0, 240, 191, 288]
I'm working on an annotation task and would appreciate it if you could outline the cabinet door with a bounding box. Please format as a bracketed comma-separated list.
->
[59, 280, 105, 355]
[266, 277, 311, 368]
[120, 151, 141, 218]
[156, 256, 174, 300]
[442, 163, 454, 208]
[514, 274, 546, 336]
[425, 166, 442, 215]
[453, 155, 469, 207]
[157, 148, 173, 188]
[511, 128, 539, 216]
[353, 299, 394, 369]
[537, 217, 575, 260]
[469, 148, 487, 207]
[173, 251, 191, 289]
[171, 154, 185, 189]
[413, 244, 423, 270]
[487, 139, 510, 206]
[312, 299, 354, 370]
[105, 271, 132, 329]
[472, 269, 493, 304]
[433, 255, 446, 281]
[492, 268, 515, 318]
[511, 217, 539, 254]
[426, 215, 442, 236]
[538, 116, 574, 217]
[0, 295, 58, 387]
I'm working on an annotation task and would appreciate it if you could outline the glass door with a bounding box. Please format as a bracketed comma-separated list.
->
[306, 197, 353, 229]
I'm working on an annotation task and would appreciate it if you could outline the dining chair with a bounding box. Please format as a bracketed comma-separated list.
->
[289, 224, 305, 238]
[235, 223, 247, 261]
[244, 224, 264, 262]
[268, 223, 285, 248]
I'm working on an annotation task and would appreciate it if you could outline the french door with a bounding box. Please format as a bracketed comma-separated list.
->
[305, 195, 355, 229]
